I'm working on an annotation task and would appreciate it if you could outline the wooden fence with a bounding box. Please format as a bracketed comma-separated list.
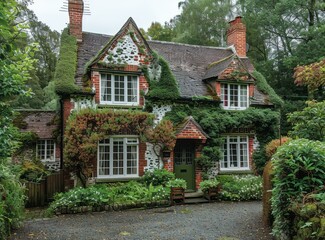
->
[24, 170, 64, 208]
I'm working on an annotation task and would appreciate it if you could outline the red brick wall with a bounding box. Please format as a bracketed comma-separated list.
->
[63, 98, 74, 129]
[249, 136, 254, 170]
[227, 16, 246, 57]
[249, 84, 254, 97]
[163, 151, 174, 172]
[138, 142, 147, 176]
[68, 0, 83, 41]
[216, 82, 221, 96]
[91, 71, 100, 103]
[177, 121, 207, 141]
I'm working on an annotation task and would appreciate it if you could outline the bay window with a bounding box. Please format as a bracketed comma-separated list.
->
[98, 137, 139, 178]
[100, 74, 138, 105]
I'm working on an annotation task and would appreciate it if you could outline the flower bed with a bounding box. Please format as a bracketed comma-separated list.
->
[48, 181, 170, 215]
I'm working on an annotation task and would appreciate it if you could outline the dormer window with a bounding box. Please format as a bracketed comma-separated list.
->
[221, 83, 248, 110]
[100, 74, 139, 106]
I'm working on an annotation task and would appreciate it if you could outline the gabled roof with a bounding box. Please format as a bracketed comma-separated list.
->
[176, 116, 209, 141]
[85, 17, 152, 70]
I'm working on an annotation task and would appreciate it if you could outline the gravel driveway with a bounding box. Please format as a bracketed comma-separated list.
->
[10, 201, 273, 240]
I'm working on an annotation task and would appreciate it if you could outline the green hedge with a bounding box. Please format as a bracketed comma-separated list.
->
[271, 139, 325, 239]
[54, 28, 80, 95]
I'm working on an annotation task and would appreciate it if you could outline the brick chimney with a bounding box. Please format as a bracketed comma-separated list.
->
[227, 16, 246, 57]
[68, 0, 84, 42]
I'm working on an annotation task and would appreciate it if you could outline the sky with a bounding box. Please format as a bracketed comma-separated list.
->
[29, 0, 181, 34]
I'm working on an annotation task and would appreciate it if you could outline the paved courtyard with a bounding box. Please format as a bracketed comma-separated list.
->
[10, 201, 273, 240]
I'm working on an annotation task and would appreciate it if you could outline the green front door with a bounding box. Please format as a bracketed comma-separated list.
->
[174, 141, 195, 191]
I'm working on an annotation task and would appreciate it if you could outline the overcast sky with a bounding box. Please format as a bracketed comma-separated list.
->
[29, 0, 181, 34]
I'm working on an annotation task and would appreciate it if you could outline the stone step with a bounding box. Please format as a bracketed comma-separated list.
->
[184, 197, 209, 204]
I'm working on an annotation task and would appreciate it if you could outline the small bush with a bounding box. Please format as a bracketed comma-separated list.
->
[142, 169, 175, 186]
[19, 160, 49, 183]
[271, 139, 325, 239]
[217, 175, 262, 201]
[166, 178, 187, 189]
[199, 179, 220, 193]
[265, 137, 291, 160]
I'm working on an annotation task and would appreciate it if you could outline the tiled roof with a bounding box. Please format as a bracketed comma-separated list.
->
[17, 111, 58, 139]
[76, 32, 268, 105]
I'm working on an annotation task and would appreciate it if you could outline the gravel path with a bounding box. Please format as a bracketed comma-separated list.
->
[10, 201, 273, 240]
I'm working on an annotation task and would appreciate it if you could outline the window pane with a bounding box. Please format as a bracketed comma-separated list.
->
[230, 85, 238, 107]
[101, 74, 111, 102]
[112, 139, 124, 175]
[222, 136, 249, 169]
[127, 76, 137, 102]
[114, 75, 125, 102]
[98, 145, 110, 176]
[127, 145, 137, 175]
[221, 84, 228, 107]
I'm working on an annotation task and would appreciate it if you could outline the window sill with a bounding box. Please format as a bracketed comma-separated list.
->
[96, 177, 140, 183]
[219, 169, 253, 175]
[98, 104, 143, 109]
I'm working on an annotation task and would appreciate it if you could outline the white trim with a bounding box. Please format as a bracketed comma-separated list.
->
[99, 74, 139, 106]
[97, 136, 139, 178]
[220, 136, 250, 171]
[37, 139, 56, 162]
[221, 83, 249, 110]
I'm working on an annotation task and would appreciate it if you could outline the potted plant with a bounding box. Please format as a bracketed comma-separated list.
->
[199, 179, 221, 202]
[167, 178, 187, 205]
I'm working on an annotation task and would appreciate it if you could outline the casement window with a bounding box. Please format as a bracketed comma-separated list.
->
[37, 140, 55, 162]
[100, 74, 139, 105]
[221, 83, 248, 110]
[221, 136, 249, 170]
[98, 137, 139, 178]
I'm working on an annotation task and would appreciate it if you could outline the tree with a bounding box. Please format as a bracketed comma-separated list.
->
[288, 100, 325, 141]
[0, 0, 35, 238]
[173, 0, 234, 46]
[147, 22, 176, 41]
[294, 59, 325, 99]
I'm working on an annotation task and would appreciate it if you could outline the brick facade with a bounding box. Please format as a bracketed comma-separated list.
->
[68, 0, 84, 42]
[227, 16, 246, 57]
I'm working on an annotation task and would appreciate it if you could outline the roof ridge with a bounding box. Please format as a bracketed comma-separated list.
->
[149, 39, 233, 50]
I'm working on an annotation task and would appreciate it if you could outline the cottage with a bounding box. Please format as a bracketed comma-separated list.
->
[20, 0, 280, 191]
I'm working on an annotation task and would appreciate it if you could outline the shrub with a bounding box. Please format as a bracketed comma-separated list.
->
[0, 163, 25, 239]
[48, 181, 170, 213]
[142, 169, 175, 186]
[265, 137, 291, 160]
[271, 139, 325, 239]
[217, 175, 262, 201]
[166, 178, 187, 189]
[19, 160, 49, 183]
[199, 179, 220, 193]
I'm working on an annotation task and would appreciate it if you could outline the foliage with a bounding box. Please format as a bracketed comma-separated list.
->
[19, 160, 48, 183]
[173, 0, 233, 46]
[252, 71, 284, 108]
[142, 169, 175, 187]
[165, 105, 280, 176]
[217, 174, 262, 201]
[64, 108, 154, 187]
[262, 161, 274, 227]
[271, 139, 325, 239]
[294, 59, 325, 99]
[166, 178, 187, 189]
[147, 55, 180, 100]
[48, 181, 170, 213]
[0, 163, 26, 239]
[54, 27, 80, 95]
[147, 119, 176, 157]
[280, 100, 306, 136]
[199, 179, 220, 193]
[288, 101, 325, 141]
[147, 22, 176, 41]
[265, 137, 291, 160]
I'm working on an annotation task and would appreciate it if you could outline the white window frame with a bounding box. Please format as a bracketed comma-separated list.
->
[221, 136, 250, 171]
[100, 74, 139, 106]
[97, 136, 139, 179]
[36, 139, 56, 162]
[220, 83, 249, 110]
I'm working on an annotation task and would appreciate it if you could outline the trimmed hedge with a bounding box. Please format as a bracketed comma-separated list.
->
[54, 28, 80, 95]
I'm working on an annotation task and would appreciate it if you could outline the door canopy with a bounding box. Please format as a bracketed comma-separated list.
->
[175, 116, 209, 143]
